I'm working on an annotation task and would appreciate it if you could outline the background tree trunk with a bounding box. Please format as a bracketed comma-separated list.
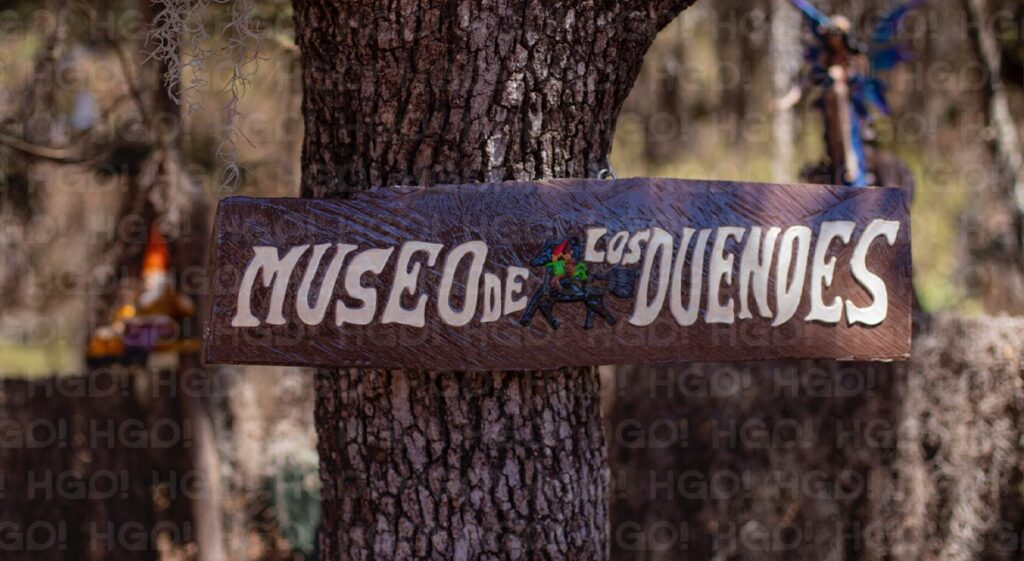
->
[962, 0, 1024, 312]
[140, 2, 224, 558]
[770, 0, 802, 182]
[292, 1, 695, 558]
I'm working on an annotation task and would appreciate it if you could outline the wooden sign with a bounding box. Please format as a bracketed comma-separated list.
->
[204, 178, 911, 370]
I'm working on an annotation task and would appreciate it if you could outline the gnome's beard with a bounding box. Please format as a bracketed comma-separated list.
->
[139, 271, 169, 310]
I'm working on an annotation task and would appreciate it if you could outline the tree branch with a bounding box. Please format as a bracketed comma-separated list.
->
[964, 0, 1024, 215]
[0, 132, 100, 165]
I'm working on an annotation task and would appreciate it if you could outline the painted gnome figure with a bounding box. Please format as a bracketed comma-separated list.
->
[546, 239, 590, 291]
[520, 237, 637, 330]
[780, 0, 920, 192]
[86, 225, 199, 366]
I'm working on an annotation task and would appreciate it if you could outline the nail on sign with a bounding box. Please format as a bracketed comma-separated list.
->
[204, 178, 911, 370]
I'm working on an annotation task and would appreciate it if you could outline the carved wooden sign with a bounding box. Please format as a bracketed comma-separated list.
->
[204, 178, 911, 370]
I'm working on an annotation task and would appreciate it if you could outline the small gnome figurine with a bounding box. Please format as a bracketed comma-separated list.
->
[122, 225, 197, 358]
[86, 224, 198, 366]
[545, 239, 589, 291]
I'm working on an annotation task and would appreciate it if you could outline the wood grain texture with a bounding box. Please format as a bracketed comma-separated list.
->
[205, 178, 911, 370]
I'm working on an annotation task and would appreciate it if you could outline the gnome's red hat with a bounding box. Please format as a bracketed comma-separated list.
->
[553, 240, 570, 259]
[141, 224, 170, 275]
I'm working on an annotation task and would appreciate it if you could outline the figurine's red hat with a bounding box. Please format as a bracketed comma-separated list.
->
[553, 240, 570, 258]
[142, 224, 170, 275]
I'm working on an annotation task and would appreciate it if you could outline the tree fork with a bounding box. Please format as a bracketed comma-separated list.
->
[293, 1, 696, 558]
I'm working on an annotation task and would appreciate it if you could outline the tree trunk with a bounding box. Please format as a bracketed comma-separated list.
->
[963, 0, 1024, 312]
[291, 1, 696, 558]
[965, 0, 1019, 165]
[141, 2, 223, 559]
[770, 0, 801, 182]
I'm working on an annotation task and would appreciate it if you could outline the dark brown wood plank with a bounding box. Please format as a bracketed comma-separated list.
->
[204, 178, 911, 370]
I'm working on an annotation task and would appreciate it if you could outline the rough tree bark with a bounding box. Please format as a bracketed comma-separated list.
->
[291, 1, 696, 559]
[608, 316, 1024, 561]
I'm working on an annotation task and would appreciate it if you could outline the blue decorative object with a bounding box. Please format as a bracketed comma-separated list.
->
[788, 0, 922, 187]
